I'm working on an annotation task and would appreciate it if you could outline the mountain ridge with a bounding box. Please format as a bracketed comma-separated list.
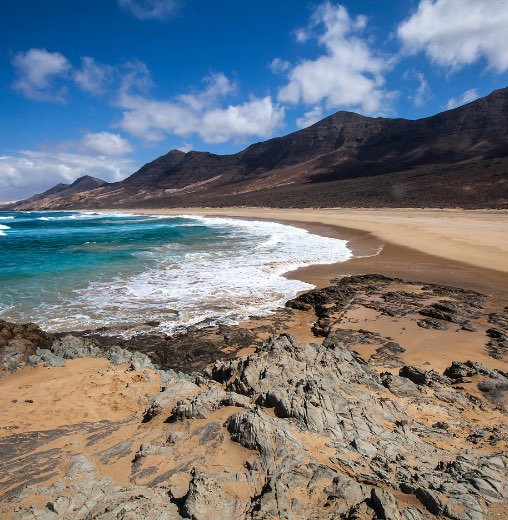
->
[3, 87, 508, 210]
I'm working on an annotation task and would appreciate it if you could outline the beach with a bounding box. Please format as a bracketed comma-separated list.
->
[123, 207, 508, 295]
[1, 207, 507, 519]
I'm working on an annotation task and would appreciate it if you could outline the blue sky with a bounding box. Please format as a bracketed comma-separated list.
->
[1, 0, 507, 200]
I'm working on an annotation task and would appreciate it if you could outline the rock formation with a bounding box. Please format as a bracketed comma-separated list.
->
[1, 276, 507, 519]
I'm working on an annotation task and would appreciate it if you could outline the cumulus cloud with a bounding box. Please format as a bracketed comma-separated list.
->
[277, 2, 393, 115]
[117, 73, 284, 143]
[12, 48, 70, 102]
[446, 88, 479, 109]
[270, 58, 291, 74]
[81, 132, 134, 155]
[0, 151, 136, 201]
[118, 0, 178, 20]
[398, 0, 508, 72]
[404, 69, 431, 107]
[296, 105, 323, 128]
[74, 57, 114, 95]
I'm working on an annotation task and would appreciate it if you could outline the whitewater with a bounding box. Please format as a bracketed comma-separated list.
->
[0, 211, 352, 335]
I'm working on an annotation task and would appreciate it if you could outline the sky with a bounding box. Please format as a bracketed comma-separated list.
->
[1, 0, 508, 201]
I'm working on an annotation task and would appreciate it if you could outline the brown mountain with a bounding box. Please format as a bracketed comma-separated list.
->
[4, 87, 508, 210]
[9, 175, 106, 208]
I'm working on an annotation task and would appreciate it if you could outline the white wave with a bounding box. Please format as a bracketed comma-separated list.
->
[0, 224, 10, 230]
[0, 230, 6, 236]
[0, 216, 14, 220]
[38, 216, 352, 334]
[37, 217, 50, 221]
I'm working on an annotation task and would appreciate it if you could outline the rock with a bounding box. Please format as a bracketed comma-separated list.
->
[0, 319, 53, 376]
[31, 348, 65, 368]
[417, 318, 448, 330]
[381, 372, 420, 397]
[143, 379, 199, 422]
[325, 473, 370, 514]
[399, 365, 428, 386]
[182, 469, 248, 520]
[50, 335, 102, 359]
[444, 494, 484, 520]
[415, 487, 444, 515]
[477, 378, 508, 408]
[371, 487, 402, 520]
[16, 454, 182, 519]
[486, 328, 507, 341]
[444, 360, 499, 379]
[170, 385, 251, 422]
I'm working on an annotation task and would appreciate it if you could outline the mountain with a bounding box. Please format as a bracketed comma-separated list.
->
[4, 88, 508, 210]
[8, 176, 107, 208]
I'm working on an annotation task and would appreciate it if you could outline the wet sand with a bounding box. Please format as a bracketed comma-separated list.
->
[120, 207, 508, 300]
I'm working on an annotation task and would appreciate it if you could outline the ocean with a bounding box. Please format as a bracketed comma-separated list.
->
[0, 211, 352, 335]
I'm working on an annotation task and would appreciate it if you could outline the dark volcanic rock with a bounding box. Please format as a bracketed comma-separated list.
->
[0, 320, 53, 377]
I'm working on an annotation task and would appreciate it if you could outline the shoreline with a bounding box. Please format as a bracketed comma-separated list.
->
[104, 207, 508, 301]
[1, 209, 507, 518]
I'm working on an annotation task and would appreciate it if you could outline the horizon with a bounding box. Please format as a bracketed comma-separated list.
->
[1, 0, 508, 200]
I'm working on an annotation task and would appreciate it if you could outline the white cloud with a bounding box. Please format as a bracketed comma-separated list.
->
[404, 69, 431, 107]
[201, 97, 285, 143]
[176, 143, 193, 153]
[398, 0, 508, 72]
[296, 105, 323, 128]
[278, 2, 393, 115]
[270, 58, 291, 74]
[118, 0, 178, 20]
[12, 48, 70, 102]
[446, 88, 479, 109]
[0, 151, 136, 201]
[74, 57, 114, 95]
[81, 132, 134, 155]
[117, 73, 285, 143]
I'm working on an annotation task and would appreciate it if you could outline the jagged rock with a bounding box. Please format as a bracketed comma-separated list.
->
[211, 334, 387, 440]
[443, 494, 484, 520]
[486, 328, 507, 341]
[477, 378, 508, 408]
[417, 318, 448, 330]
[443, 360, 501, 380]
[381, 372, 420, 397]
[170, 385, 251, 422]
[226, 408, 302, 466]
[371, 487, 402, 520]
[181, 469, 248, 520]
[18, 455, 182, 519]
[415, 487, 444, 515]
[28, 348, 65, 368]
[399, 365, 429, 386]
[50, 335, 102, 359]
[143, 379, 200, 422]
[325, 473, 370, 514]
[0, 319, 53, 376]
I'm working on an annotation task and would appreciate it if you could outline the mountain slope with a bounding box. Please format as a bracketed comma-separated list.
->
[4, 88, 508, 210]
[11, 176, 107, 208]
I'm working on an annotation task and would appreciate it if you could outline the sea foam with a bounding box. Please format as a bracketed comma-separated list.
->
[52, 215, 352, 334]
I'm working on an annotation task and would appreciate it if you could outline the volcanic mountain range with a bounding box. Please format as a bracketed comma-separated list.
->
[4, 87, 508, 210]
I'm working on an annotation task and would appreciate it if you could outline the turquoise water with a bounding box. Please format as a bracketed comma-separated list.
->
[0, 211, 351, 335]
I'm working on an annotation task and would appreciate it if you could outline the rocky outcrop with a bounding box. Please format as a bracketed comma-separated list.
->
[0, 320, 53, 376]
[2, 276, 508, 519]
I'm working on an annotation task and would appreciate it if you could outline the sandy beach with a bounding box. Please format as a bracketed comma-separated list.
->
[1, 207, 507, 519]
[121, 207, 508, 297]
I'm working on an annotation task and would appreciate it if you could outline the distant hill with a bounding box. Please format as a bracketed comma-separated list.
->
[3, 88, 508, 210]
[6, 176, 106, 209]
